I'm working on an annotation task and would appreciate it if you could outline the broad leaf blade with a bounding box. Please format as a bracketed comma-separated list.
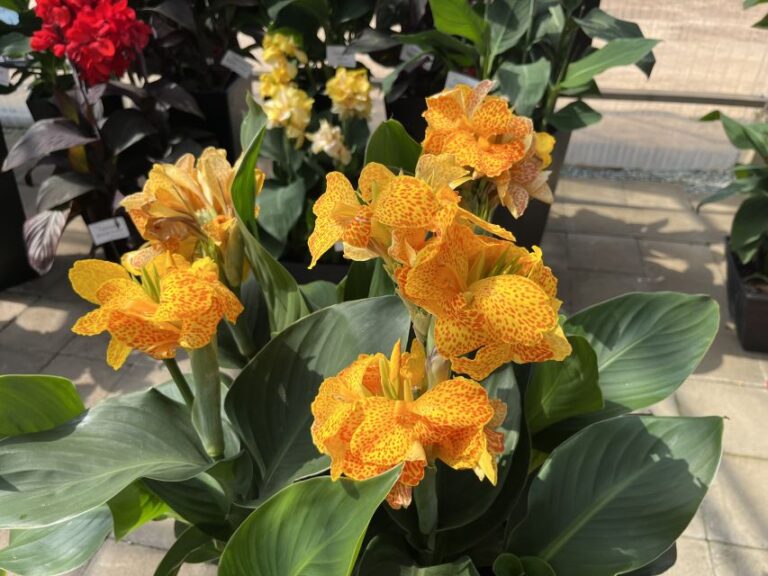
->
[495, 59, 551, 117]
[108, 481, 169, 540]
[560, 39, 658, 89]
[364, 120, 422, 174]
[486, 0, 532, 62]
[2, 118, 97, 172]
[256, 178, 306, 244]
[508, 415, 723, 576]
[565, 292, 719, 421]
[36, 173, 101, 212]
[225, 296, 410, 500]
[0, 506, 112, 576]
[428, 0, 487, 50]
[23, 208, 69, 275]
[731, 195, 768, 264]
[218, 468, 401, 576]
[549, 101, 602, 132]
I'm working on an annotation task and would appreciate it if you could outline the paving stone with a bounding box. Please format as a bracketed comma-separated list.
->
[84, 540, 217, 576]
[622, 181, 692, 211]
[677, 379, 768, 459]
[550, 202, 642, 237]
[0, 298, 85, 354]
[699, 212, 733, 238]
[710, 543, 768, 576]
[555, 177, 629, 206]
[0, 292, 37, 328]
[701, 455, 768, 550]
[639, 240, 724, 294]
[666, 537, 715, 576]
[648, 394, 680, 417]
[684, 508, 708, 540]
[568, 269, 647, 312]
[567, 233, 644, 274]
[693, 331, 766, 387]
[59, 331, 113, 361]
[539, 231, 569, 265]
[0, 346, 55, 373]
[123, 519, 177, 550]
[630, 208, 719, 244]
[111, 354, 192, 396]
[11, 254, 86, 303]
[43, 353, 122, 407]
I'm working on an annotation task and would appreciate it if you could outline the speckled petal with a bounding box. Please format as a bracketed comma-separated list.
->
[358, 162, 395, 202]
[373, 176, 437, 228]
[106, 338, 132, 370]
[69, 260, 131, 304]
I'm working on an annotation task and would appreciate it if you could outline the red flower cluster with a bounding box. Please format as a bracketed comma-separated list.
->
[30, 0, 151, 86]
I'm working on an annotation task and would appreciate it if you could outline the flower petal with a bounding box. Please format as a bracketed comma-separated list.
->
[106, 337, 132, 370]
[358, 162, 395, 202]
[373, 176, 437, 229]
[69, 259, 130, 304]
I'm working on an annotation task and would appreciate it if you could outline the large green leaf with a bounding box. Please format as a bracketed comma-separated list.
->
[364, 120, 422, 174]
[0, 389, 222, 528]
[526, 336, 602, 435]
[232, 120, 267, 229]
[560, 39, 658, 89]
[360, 535, 481, 575]
[218, 468, 401, 576]
[240, 93, 267, 153]
[0, 506, 112, 576]
[507, 416, 723, 576]
[548, 101, 602, 132]
[495, 59, 551, 117]
[225, 296, 410, 500]
[108, 481, 169, 540]
[731, 195, 768, 264]
[574, 8, 656, 76]
[701, 110, 768, 158]
[564, 292, 719, 421]
[0, 374, 84, 439]
[153, 525, 219, 576]
[428, 0, 487, 50]
[486, 0, 532, 63]
[493, 553, 555, 576]
[256, 178, 306, 245]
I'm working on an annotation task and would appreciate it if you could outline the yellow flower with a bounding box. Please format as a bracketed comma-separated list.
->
[325, 67, 371, 120]
[422, 81, 554, 218]
[398, 223, 571, 380]
[120, 148, 264, 286]
[262, 31, 307, 65]
[311, 340, 506, 509]
[259, 58, 297, 99]
[69, 255, 243, 370]
[307, 119, 351, 165]
[307, 154, 513, 268]
[263, 85, 314, 146]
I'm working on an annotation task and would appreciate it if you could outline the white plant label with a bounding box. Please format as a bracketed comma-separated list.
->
[221, 50, 254, 78]
[88, 216, 130, 245]
[399, 44, 433, 71]
[444, 71, 480, 90]
[326, 45, 356, 68]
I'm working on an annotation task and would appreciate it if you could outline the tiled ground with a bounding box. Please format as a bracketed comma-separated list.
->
[1, 176, 767, 574]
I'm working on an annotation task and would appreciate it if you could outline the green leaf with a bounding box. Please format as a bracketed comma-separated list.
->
[341, 260, 395, 302]
[486, 0, 532, 63]
[365, 120, 422, 174]
[0, 506, 112, 576]
[225, 296, 410, 500]
[701, 110, 768, 158]
[153, 525, 218, 576]
[232, 122, 267, 229]
[731, 195, 768, 265]
[144, 473, 231, 530]
[507, 416, 723, 576]
[428, 0, 487, 50]
[0, 31, 29, 58]
[240, 94, 267, 153]
[397, 30, 477, 65]
[218, 468, 401, 576]
[574, 8, 656, 76]
[753, 12, 768, 28]
[696, 177, 764, 211]
[300, 280, 339, 311]
[0, 389, 223, 528]
[360, 535, 482, 575]
[0, 374, 84, 439]
[108, 481, 169, 540]
[526, 336, 602, 435]
[256, 178, 306, 245]
[564, 292, 719, 421]
[560, 39, 659, 89]
[548, 101, 602, 131]
[495, 59, 551, 117]
[533, 5, 565, 44]
[493, 553, 555, 576]
[744, 0, 768, 7]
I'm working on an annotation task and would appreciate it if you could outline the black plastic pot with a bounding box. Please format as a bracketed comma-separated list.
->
[170, 74, 249, 160]
[492, 130, 571, 249]
[725, 238, 768, 353]
[0, 129, 37, 289]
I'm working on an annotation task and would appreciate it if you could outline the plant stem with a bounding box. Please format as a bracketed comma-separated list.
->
[413, 466, 438, 559]
[227, 318, 258, 359]
[163, 358, 194, 409]
[188, 342, 225, 459]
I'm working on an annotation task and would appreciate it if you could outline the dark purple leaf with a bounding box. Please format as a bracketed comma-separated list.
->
[37, 173, 102, 211]
[23, 208, 70, 275]
[101, 109, 158, 155]
[145, 0, 197, 32]
[147, 80, 204, 118]
[2, 119, 98, 172]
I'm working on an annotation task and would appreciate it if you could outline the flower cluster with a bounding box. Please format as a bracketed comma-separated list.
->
[311, 340, 506, 508]
[259, 32, 313, 146]
[307, 119, 351, 166]
[120, 147, 264, 289]
[70, 254, 242, 369]
[325, 67, 372, 120]
[30, 0, 150, 86]
[423, 80, 555, 218]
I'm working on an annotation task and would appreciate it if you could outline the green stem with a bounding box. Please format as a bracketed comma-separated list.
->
[227, 318, 258, 359]
[413, 466, 438, 557]
[163, 359, 194, 409]
[188, 342, 225, 459]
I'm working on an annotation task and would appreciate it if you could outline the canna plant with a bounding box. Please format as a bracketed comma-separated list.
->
[0, 84, 722, 576]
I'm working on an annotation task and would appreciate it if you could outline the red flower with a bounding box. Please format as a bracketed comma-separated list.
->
[31, 0, 150, 86]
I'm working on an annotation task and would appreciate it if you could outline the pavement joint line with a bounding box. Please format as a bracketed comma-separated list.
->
[688, 375, 767, 387]
[719, 452, 768, 463]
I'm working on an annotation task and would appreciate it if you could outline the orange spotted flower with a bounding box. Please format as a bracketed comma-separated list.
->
[307, 153, 514, 268]
[311, 340, 506, 508]
[422, 81, 554, 218]
[398, 223, 571, 380]
[121, 148, 265, 286]
[69, 254, 243, 369]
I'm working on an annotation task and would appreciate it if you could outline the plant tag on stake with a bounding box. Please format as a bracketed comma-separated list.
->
[326, 45, 356, 68]
[88, 216, 130, 245]
[221, 50, 254, 78]
[399, 44, 433, 71]
[444, 71, 480, 90]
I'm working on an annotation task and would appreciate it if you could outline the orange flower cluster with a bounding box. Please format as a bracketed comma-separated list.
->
[311, 340, 506, 508]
